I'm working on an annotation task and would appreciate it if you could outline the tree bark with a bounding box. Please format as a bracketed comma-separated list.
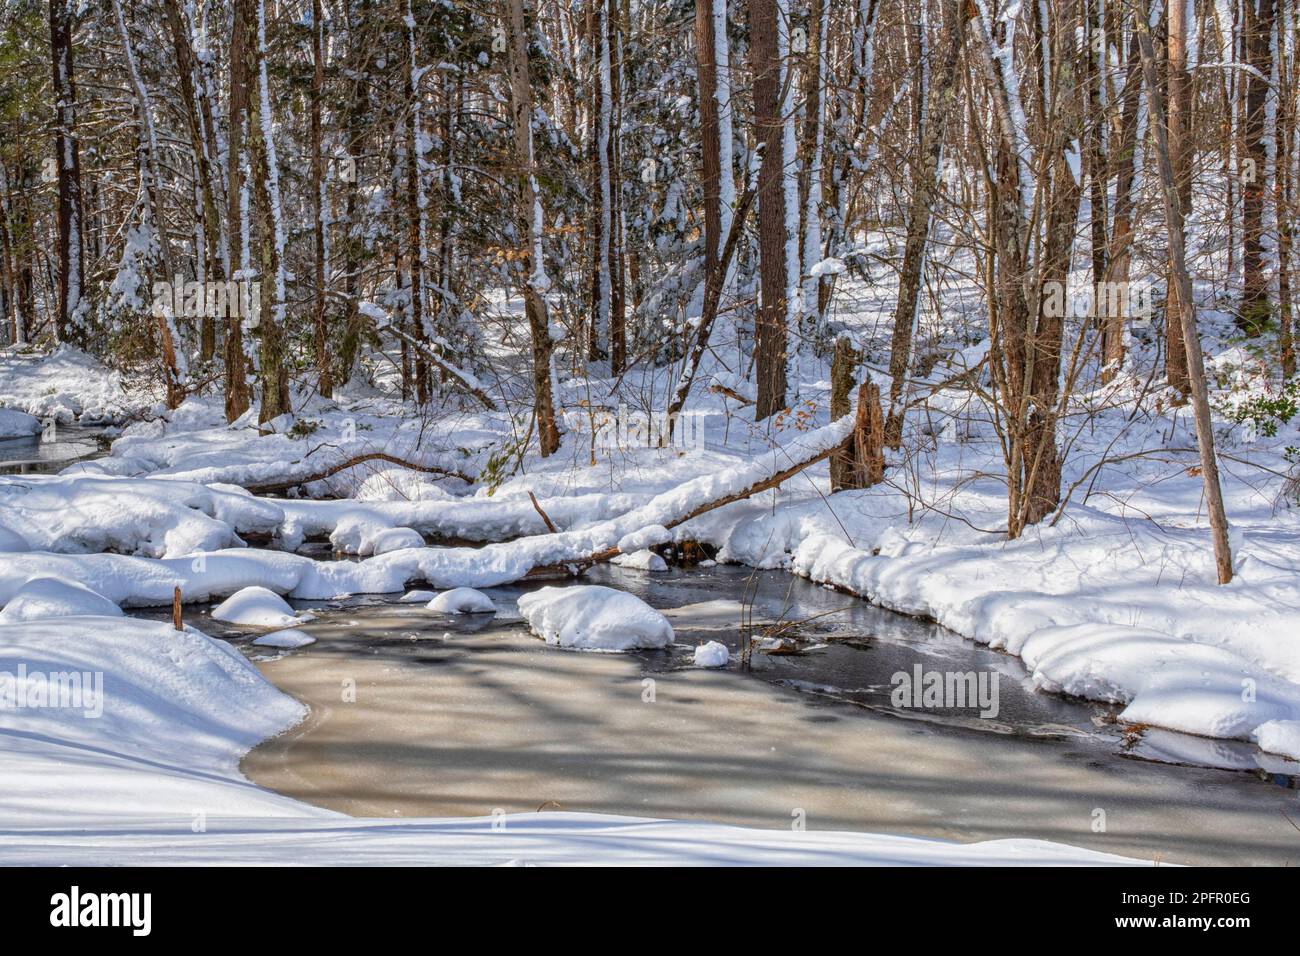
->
[750, 0, 788, 420]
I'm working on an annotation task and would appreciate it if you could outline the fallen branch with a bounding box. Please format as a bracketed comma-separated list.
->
[528, 491, 559, 533]
[328, 292, 499, 411]
[243, 453, 475, 495]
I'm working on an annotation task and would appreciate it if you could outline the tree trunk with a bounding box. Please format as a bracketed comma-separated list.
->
[750, 0, 788, 420]
[1165, 0, 1191, 395]
[1138, 3, 1235, 584]
[1241, 0, 1276, 335]
[884, 0, 968, 447]
[49, 0, 85, 347]
[162, 0, 224, 364]
[507, 0, 560, 456]
[251, 0, 290, 424]
[312, 0, 332, 397]
[225, 0, 254, 422]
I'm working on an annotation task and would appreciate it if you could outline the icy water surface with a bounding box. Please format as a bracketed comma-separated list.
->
[210, 562, 1300, 865]
[0, 425, 107, 474]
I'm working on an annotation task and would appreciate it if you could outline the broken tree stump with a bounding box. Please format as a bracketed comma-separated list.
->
[829, 336, 885, 491]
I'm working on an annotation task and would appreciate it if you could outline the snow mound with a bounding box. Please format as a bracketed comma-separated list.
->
[329, 511, 424, 556]
[211, 586, 311, 628]
[0, 475, 283, 558]
[252, 629, 317, 649]
[0, 525, 29, 552]
[354, 468, 455, 502]
[612, 549, 669, 571]
[517, 585, 673, 651]
[399, 589, 437, 603]
[370, 527, 425, 554]
[0, 577, 123, 624]
[617, 525, 671, 553]
[0, 408, 41, 439]
[693, 641, 729, 667]
[426, 587, 496, 614]
[1255, 720, 1300, 758]
[0, 614, 307, 823]
[0, 346, 143, 424]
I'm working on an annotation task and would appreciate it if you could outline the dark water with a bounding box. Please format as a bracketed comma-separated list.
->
[167, 558, 1300, 787]
[0, 425, 107, 474]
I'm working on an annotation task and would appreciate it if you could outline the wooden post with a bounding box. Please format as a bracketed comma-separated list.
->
[172, 586, 183, 631]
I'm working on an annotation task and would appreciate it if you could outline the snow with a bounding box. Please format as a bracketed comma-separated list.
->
[1255, 720, 1300, 758]
[0, 346, 145, 424]
[399, 589, 437, 603]
[0, 474, 282, 558]
[693, 640, 729, 667]
[0, 408, 41, 439]
[211, 586, 312, 628]
[426, 587, 496, 614]
[0, 615, 308, 825]
[251, 628, 316, 649]
[611, 549, 668, 571]
[517, 585, 674, 651]
[0, 577, 123, 624]
[0, 525, 29, 552]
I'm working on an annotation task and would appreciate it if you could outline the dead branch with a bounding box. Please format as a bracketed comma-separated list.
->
[243, 453, 475, 495]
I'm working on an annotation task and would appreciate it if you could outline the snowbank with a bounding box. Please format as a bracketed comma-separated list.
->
[0, 475, 282, 557]
[0, 577, 122, 623]
[0, 408, 41, 439]
[426, 588, 496, 614]
[0, 615, 309, 823]
[0, 346, 144, 423]
[518, 585, 673, 651]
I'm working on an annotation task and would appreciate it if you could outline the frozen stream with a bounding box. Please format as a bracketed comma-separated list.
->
[203, 563, 1300, 866]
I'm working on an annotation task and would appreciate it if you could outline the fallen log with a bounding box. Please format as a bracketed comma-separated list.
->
[579, 416, 854, 565]
[243, 453, 475, 496]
